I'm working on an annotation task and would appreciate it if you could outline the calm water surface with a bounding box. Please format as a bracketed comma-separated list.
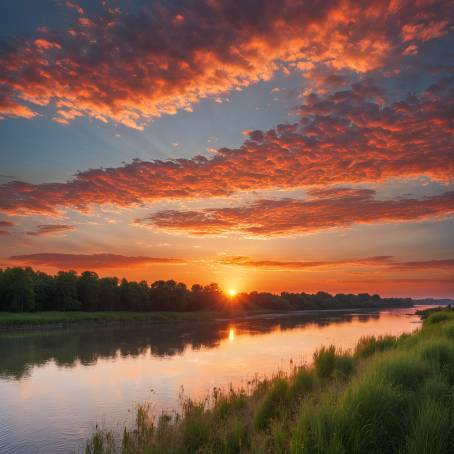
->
[0, 306, 432, 453]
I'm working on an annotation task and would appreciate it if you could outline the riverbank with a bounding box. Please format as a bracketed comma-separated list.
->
[0, 310, 222, 330]
[86, 307, 454, 453]
[0, 304, 417, 331]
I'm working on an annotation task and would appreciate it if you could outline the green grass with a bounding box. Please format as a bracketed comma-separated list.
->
[84, 308, 454, 453]
[0, 311, 220, 328]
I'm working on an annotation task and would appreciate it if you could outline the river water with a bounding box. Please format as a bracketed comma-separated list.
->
[0, 306, 433, 453]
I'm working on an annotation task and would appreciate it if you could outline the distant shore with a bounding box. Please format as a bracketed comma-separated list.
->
[0, 303, 426, 331]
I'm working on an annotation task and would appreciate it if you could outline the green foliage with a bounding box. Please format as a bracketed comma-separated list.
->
[354, 335, 397, 358]
[313, 345, 354, 379]
[371, 353, 429, 391]
[290, 402, 345, 454]
[404, 398, 453, 454]
[313, 345, 337, 378]
[340, 379, 410, 453]
[253, 378, 289, 429]
[0, 267, 35, 312]
[0, 266, 413, 315]
[426, 311, 450, 324]
[289, 368, 314, 398]
[181, 401, 211, 450]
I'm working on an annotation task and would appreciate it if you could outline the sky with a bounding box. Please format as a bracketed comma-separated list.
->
[0, 0, 453, 298]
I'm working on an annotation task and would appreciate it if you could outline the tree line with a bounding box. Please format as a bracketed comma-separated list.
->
[0, 267, 413, 313]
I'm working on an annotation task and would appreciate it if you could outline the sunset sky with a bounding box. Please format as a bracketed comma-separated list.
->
[0, 0, 453, 297]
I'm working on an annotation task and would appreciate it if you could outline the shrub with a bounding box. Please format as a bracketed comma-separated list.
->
[354, 335, 397, 358]
[222, 417, 247, 453]
[254, 378, 289, 429]
[426, 312, 450, 324]
[313, 345, 336, 378]
[181, 401, 211, 450]
[340, 379, 409, 453]
[313, 345, 355, 379]
[289, 368, 314, 398]
[290, 402, 345, 454]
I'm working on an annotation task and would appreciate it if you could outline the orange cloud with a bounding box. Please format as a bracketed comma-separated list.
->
[25, 224, 75, 236]
[0, 220, 15, 235]
[137, 189, 454, 236]
[0, 0, 452, 127]
[0, 79, 453, 216]
[0, 220, 15, 228]
[8, 253, 186, 269]
[402, 20, 448, 42]
[219, 255, 454, 271]
[0, 95, 36, 120]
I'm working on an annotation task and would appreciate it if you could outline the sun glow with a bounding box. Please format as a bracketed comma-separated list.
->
[227, 289, 238, 297]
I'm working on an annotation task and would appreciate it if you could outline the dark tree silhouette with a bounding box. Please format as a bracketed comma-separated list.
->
[0, 266, 413, 313]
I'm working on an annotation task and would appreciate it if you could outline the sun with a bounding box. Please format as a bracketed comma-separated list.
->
[227, 289, 238, 297]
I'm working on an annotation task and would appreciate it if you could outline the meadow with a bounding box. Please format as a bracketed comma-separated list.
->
[85, 307, 454, 453]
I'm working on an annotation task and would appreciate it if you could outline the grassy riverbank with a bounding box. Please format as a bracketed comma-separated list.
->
[86, 307, 454, 453]
[0, 305, 409, 330]
[0, 310, 220, 329]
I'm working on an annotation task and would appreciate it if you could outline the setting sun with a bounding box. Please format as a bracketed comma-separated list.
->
[1, 1, 453, 452]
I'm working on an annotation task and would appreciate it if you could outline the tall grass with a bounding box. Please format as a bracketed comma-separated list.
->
[85, 308, 454, 453]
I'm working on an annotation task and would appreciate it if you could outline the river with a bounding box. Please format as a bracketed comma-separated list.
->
[0, 306, 434, 453]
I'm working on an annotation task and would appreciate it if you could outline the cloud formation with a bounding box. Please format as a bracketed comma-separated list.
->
[9, 253, 186, 269]
[0, 0, 452, 127]
[26, 224, 75, 236]
[218, 255, 454, 271]
[1, 79, 453, 216]
[137, 188, 454, 236]
[0, 220, 15, 228]
[0, 220, 15, 236]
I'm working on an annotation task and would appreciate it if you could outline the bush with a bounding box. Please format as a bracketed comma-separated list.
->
[290, 402, 345, 454]
[426, 312, 450, 324]
[289, 368, 314, 398]
[354, 335, 397, 358]
[340, 379, 410, 453]
[313, 345, 337, 378]
[313, 345, 355, 379]
[254, 378, 289, 429]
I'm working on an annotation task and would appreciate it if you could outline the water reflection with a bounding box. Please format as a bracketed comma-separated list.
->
[0, 308, 423, 454]
[1, 310, 382, 380]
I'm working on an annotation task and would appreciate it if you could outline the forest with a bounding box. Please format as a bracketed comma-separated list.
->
[0, 267, 413, 313]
